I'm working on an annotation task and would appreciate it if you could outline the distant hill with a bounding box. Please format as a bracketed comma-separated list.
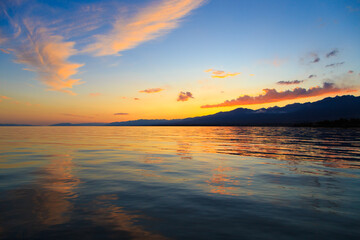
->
[51, 123, 106, 126]
[106, 95, 360, 126]
[47, 95, 360, 127]
[0, 124, 33, 126]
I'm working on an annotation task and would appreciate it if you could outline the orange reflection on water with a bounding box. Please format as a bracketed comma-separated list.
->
[0, 153, 79, 237]
[176, 141, 192, 160]
[206, 164, 240, 196]
[89, 194, 168, 240]
[201, 127, 360, 170]
[143, 154, 165, 164]
[40, 154, 80, 196]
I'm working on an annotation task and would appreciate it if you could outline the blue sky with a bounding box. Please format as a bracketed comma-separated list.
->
[0, 0, 359, 124]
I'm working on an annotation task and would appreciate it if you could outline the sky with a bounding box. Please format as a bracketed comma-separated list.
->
[0, 0, 359, 125]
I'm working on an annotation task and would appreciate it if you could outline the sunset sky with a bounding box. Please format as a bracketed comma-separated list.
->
[0, 0, 359, 125]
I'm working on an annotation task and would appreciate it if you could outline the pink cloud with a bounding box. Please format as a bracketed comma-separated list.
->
[0, 48, 10, 54]
[85, 0, 206, 56]
[177, 91, 193, 102]
[1, 11, 83, 95]
[206, 69, 241, 78]
[13, 25, 84, 95]
[139, 88, 164, 93]
[201, 83, 352, 108]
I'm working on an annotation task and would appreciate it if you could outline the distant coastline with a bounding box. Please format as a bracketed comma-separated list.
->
[53, 118, 360, 128]
[2, 119, 360, 128]
[2, 95, 360, 128]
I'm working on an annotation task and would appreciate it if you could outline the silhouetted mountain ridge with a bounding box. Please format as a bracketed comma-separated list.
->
[106, 95, 360, 126]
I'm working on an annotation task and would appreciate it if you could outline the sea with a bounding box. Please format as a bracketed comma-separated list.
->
[0, 126, 359, 239]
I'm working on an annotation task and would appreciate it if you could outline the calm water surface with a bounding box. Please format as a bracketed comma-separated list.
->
[0, 127, 360, 239]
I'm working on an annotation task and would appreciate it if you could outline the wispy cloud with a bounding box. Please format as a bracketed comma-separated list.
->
[177, 91, 193, 101]
[326, 49, 339, 58]
[0, 30, 7, 44]
[0, 0, 206, 94]
[205, 69, 241, 78]
[89, 92, 101, 97]
[134, 97, 140, 100]
[1, 95, 11, 100]
[310, 53, 320, 63]
[271, 58, 287, 67]
[301, 52, 320, 64]
[0, 95, 39, 106]
[277, 80, 304, 85]
[0, 48, 10, 54]
[0, 95, 11, 103]
[308, 74, 317, 79]
[325, 62, 345, 68]
[15, 26, 84, 95]
[1, 10, 84, 95]
[85, 0, 206, 56]
[347, 6, 359, 12]
[201, 83, 351, 108]
[114, 113, 129, 115]
[139, 88, 164, 93]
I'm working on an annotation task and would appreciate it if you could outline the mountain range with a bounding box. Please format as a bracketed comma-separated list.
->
[1, 95, 359, 127]
[55, 95, 360, 126]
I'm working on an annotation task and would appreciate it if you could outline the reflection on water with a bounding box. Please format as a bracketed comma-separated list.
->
[0, 126, 360, 239]
[89, 194, 168, 240]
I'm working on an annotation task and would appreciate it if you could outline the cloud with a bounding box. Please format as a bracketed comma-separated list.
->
[14, 27, 84, 95]
[89, 92, 101, 97]
[271, 58, 287, 67]
[139, 88, 164, 93]
[301, 52, 321, 64]
[134, 98, 140, 100]
[348, 70, 354, 74]
[347, 6, 359, 12]
[0, 3, 85, 95]
[277, 80, 304, 85]
[177, 91, 193, 101]
[0, 30, 7, 45]
[249, 74, 255, 76]
[311, 53, 320, 63]
[308, 74, 317, 79]
[326, 49, 339, 58]
[0, 96, 40, 107]
[114, 113, 129, 115]
[206, 69, 241, 78]
[0, 48, 10, 54]
[325, 62, 345, 68]
[85, 0, 206, 56]
[201, 82, 350, 108]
